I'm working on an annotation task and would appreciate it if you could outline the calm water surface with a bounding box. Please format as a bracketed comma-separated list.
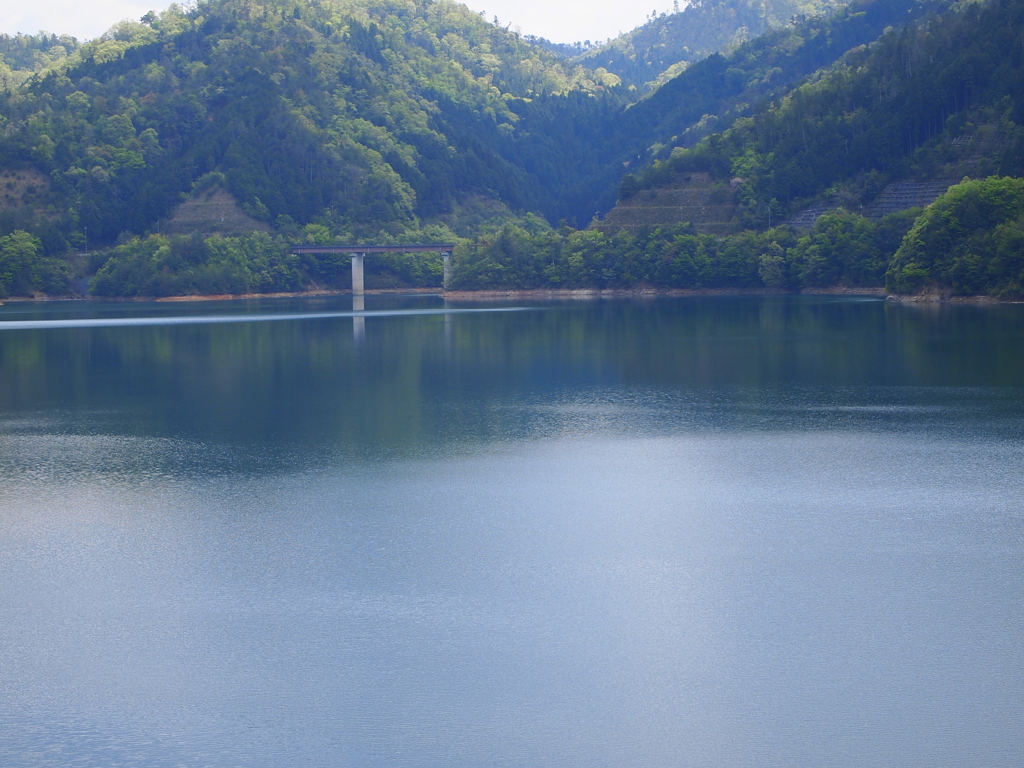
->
[1, 294, 1022, 767]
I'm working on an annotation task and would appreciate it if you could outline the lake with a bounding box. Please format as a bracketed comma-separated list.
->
[1, 293, 1022, 767]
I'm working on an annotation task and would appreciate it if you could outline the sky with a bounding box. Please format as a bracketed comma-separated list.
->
[1, 0, 674, 45]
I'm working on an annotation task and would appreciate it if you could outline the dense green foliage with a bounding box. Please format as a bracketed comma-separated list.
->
[0, 33, 80, 89]
[887, 176, 1024, 295]
[91, 232, 301, 296]
[450, 208, 915, 290]
[82, 201, 914, 296]
[0, 230, 70, 296]
[90, 229, 446, 295]
[0, 34, 80, 68]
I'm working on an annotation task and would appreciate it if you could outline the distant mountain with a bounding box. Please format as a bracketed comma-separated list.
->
[513, 0, 945, 226]
[615, 0, 1024, 230]
[573, 0, 846, 92]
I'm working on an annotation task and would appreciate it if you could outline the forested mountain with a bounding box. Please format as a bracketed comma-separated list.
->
[621, 0, 1024, 227]
[0, 0, 949, 247]
[520, 0, 949, 225]
[0, 0, 620, 251]
[573, 0, 845, 91]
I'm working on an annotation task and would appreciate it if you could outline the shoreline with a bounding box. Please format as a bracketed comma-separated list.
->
[2, 285, 1021, 304]
[442, 286, 886, 300]
[155, 287, 440, 302]
[883, 292, 1021, 303]
[0, 287, 440, 304]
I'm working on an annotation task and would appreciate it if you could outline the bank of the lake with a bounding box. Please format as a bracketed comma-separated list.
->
[21, 285, 1024, 305]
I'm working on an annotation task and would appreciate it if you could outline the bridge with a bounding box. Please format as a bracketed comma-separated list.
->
[289, 244, 456, 295]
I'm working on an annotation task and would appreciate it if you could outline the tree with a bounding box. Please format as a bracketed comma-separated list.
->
[887, 177, 1024, 296]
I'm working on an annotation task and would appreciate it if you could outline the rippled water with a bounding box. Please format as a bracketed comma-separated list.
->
[1, 294, 1022, 767]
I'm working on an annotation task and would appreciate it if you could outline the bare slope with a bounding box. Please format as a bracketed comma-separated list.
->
[594, 172, 739, 235]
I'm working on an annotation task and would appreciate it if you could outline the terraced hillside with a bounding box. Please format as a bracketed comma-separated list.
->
[594, 173, 739, 235]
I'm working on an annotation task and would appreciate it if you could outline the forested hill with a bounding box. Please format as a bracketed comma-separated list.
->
[572, 0, 846, 92]
[0, 0, 622, 248]
[620, 0, 1024, 228]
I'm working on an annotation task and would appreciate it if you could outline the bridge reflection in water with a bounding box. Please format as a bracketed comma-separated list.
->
[353, 294, 365, 343]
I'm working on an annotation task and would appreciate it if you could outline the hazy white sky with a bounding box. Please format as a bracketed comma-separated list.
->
[1, 0, 674, 45]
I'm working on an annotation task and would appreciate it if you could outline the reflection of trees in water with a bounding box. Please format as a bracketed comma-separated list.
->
[2, 298, 1023, 457]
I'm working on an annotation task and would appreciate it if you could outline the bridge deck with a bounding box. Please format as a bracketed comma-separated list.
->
[290, 244, 455, 254]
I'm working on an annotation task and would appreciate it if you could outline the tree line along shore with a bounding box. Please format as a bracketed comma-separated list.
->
[3, 176, 1023, 300]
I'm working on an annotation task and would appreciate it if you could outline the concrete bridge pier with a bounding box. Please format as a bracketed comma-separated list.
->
[351, 253, 365, 295]
[442, 251, 451, 291]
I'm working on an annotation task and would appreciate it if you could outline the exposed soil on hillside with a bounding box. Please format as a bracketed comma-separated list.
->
[163, 187, 270, 236]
